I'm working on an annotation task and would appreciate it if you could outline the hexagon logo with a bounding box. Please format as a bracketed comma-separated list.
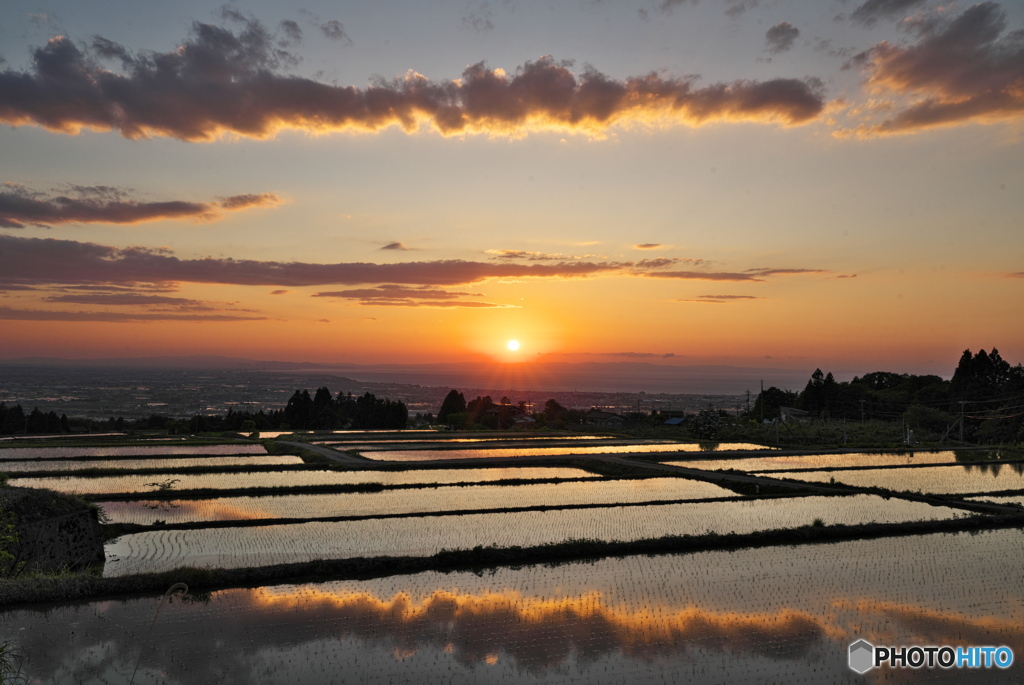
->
[849, 639, 875, 674]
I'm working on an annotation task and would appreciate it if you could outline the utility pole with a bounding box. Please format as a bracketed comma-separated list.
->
[859, 400, 866, 422]
[745, 389, 751, 414]
[760, 380, 764, 423]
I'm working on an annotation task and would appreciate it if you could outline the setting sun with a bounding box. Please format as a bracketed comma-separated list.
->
[507, 340, 520, 351]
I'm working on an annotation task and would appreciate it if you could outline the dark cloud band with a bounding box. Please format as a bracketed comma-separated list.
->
[0, 185, 278, 228]
[0, 21, 825, 141]
[0, 234, 828, 289]
[845, 3, 1024, 135]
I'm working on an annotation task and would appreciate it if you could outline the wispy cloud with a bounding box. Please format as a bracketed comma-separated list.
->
[381, 241, 410, 251]
[0, 307, 266, 322]
[676, 294, 762, 303]
[0, 234, 625, 288]
[765, 22, 800, 54]
[319, 20, 352, 45]
[658, 0, 760, 18]
[485, 249, 601, 261]
[462, 2, 495, 32]
[842, 3, 1024, 136]
[0, 235, 830, 291]
[849, 0, 928, 28]
[313, 284, 512, 308]
[43, 293, 207, 307]
[636, 257, 688, 269]
[633, 243, 662, 250]
[0, 184, 279, 228]
[314, 285, 480, 300]
[0, 20, 825, 142]
[644, 266, 826, 281]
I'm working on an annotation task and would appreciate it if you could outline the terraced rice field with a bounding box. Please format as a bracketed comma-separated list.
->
[761, 463, 1024, 494]
[12, 466, 597, 494]
[664, 449, 1010, 473]
[103, 494, 965, 576]
[0, 444, 267, 459]
[97, 477, 738, 524]
[966, 494, 1024, 507]
[10, 528, 1024, 684]
[0, 455, 304, 472]
[315, 435, 607, 445]
[359, 442, 773, 461]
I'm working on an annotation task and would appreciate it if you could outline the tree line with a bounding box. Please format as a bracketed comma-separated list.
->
[437, 391, 589, 429]
[0, 386, 408, 436]
[752, 348, 1024, 442]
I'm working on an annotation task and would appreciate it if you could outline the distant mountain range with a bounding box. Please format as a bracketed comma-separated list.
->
[0, 355, 815, 394]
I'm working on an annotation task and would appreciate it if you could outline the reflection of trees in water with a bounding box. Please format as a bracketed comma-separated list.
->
[835, 600, 1024, 685]
[9, 588, 825, 681]
[251, 589, 827, 672]
[953, 450, 1024, 477]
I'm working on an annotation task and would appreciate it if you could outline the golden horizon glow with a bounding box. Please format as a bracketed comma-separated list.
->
[0, 2, 1021, 374]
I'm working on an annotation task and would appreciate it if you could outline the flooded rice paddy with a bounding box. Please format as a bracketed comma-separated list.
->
[0, 444, 267, 459]
[0, 455, 303, 472]
[96, 477, 739, 524]
[967, 494, 1024, 507]
[9, 528, 1023, 684]
[10, 466, 597, 494]
[103, 495, 964, 576]
[6, 434, 1022, 683]
[359, 442, 773, 461]
[763, 462, 1024, 494]
[315, 435, 608, 445]
[665, 449, 1013, 473]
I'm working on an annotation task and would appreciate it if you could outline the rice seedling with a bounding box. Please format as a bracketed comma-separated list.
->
[761, 463, 1024, 494]
[359, 442, 773, 462]
[101, 494, 965, 576]
[95, 477, 738, 524]
[663, 449, 1001, 473]
[0, 444, 268, 460]
[10, 467, 596, 495]
[6, 528, 1024, 684]
[0, 456, 303, 472]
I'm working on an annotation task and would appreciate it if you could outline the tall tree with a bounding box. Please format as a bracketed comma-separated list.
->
[437, 389, 467, 424]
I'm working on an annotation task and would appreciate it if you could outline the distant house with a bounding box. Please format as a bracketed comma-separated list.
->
[584, 409, 624, 427]
[779, 406, 810, 424]
[663, 417, 685, 426]
[486, 405, 527, 429]
[513, 415, 536, 428]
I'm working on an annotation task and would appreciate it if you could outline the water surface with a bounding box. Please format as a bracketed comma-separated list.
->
[8, 528, 1023, 683]
[103, 495, 964, 576]
[97, 477, 736, 524]
[12, 466, 596, 494]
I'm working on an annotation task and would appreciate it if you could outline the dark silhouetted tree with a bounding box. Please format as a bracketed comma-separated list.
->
[437, 390, 467, 424]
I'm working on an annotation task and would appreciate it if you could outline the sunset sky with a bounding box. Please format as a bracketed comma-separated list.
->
[1, 0, 1021, 377]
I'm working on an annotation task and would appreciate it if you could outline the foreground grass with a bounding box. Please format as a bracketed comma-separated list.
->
[3, 513, 1023, 608]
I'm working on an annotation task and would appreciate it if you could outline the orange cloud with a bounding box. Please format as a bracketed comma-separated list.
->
[313, 285, 515, 308]
[0, 307, 265, 322]
[842, 3, 1024, 135]
[676, 294, 762, 303]
[0, 21, 826, 142]
[0, 184, 279, 228]
[0, 235, 830, 292]
[247, 587, 825, 670]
